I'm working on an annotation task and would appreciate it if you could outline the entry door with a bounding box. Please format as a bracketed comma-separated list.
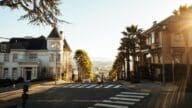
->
[26, 71, 32, 80]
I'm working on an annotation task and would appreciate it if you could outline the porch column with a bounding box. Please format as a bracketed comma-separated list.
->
[35, 66, 38, 78]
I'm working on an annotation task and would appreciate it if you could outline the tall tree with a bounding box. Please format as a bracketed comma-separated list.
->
[74, 49, 93, 81]
[0, 0, 68, 26]
[121, 24, 143, 82]
[109, 51, 125, 80]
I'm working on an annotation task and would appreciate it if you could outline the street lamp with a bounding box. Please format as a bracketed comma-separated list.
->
[161, 56, 165, 85]
[124, 57, 127, 80]
[55, 52, 57, 85]
[146, 53, 152, 80]
[172, 60, 175, 84]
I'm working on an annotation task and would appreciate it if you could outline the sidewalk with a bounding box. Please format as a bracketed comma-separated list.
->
[0, 80, 67, 93]
[117, 80, 178, 93]
[117, 80, 179, 108]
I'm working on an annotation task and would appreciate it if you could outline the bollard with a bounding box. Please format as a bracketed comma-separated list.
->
[22, 84, 29, 108]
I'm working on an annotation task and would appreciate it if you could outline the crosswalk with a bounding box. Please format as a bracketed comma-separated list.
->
[88, 91, 150, 108]
[61, 83, 123, 89]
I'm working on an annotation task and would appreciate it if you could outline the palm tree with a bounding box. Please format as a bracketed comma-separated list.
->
[122, 24, 143, 82]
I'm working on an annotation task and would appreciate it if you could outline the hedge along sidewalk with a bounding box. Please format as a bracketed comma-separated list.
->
[0, 80, 55, 93]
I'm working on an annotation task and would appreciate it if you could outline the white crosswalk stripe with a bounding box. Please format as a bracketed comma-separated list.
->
[86, 84, 97, 88]
[77, 84, 90, 88]
[113, 84, 122, 88]
[110, 97, 140, 102]
[121, 92, 150, 96]
[94, 103, 129, 108]
[70, 84, 81, 88]
[62, 83, 123, 89]
[116, 94, 144, 98]
[88, 91, 150, 108]
[104, 84, 114, 88]
[62, 84, 73, 88]
[94, 85, 103, 88]
[102, 100, 135, 105]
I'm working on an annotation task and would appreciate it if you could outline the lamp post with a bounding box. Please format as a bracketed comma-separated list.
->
[172, 60, 175, 83]
[161, 56, 165, 85]
[124, 57, 127, 80]
[136, 56, 140, 82]
[146, 53, 152, 80]
[55, 52, 57, 85]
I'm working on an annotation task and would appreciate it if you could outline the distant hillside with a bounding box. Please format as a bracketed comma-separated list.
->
[92, 60, 113, 68]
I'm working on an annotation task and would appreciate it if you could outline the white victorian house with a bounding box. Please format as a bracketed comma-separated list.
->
[0, 27, 72, 81]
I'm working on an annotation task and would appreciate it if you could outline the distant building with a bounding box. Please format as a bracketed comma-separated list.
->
[0, 27, 72, 81]
[141, 15, 192, 81]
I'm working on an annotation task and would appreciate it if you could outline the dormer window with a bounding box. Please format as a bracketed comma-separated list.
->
[13, 54, 18, 62]
[4, 54, 9, 62]
[50, 41, 60, 49]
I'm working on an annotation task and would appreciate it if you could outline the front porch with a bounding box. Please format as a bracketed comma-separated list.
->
[19, 62, 39, 82]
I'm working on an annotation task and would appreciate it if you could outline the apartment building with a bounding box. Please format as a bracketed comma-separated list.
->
[141, 15, 192, 81]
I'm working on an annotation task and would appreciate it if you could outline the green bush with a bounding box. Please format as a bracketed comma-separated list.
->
[0, 79, 13, 87]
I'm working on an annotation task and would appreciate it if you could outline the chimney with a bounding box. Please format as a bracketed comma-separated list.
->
[153, 21, 157, 26]
[60, 31, 63, 39]
[60, 31, 63, 35]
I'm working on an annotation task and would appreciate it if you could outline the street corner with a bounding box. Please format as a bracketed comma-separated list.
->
[139, 88, 151, 93]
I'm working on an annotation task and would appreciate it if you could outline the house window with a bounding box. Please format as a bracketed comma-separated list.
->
[57, 67, 60, 73]
[29, 54, 37, 60]
[155, 32, 160, 44]
[174, 55, 182, 63]
[12, 68, 17, 79]
[49, 67, 54, 73]
[49, 54, 54, 62]
[148, 34, 152, 45]
[154, 54, 159, 64]
[48, 67, 54, 77]
[4, 54, 9, 62]
[151, 32, 155, 44]
[33, 68, 37, 77]
[56, 67, 60, 79]
[0, 66, 2, 78]
[56, 54, 60, 62]
[13, 54, 18, 62]
[3, 68, 9, 79]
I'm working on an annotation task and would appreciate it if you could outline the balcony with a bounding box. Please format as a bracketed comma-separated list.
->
[17, 58, 40, 65]
[151, 43, 162, 49]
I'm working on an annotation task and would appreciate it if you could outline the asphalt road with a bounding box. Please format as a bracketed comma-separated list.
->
[0, 83, 150, 108]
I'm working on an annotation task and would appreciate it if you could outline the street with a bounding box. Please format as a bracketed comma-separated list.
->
[0, 82, 150, 108]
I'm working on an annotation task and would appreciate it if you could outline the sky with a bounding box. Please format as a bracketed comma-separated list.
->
[0, 0, 192, 61]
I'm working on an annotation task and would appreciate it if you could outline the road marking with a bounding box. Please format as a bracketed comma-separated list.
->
[104, 84, 114, 88]
[86, 84, 97, 88]
[94, 84, 103, 88]
[77, 84, 90, 88]
[63, 84, 73, 88]
[110, 97, 140, 102]
[70, 84, 81, 88]
[94, 103, 128, 108]
[113, 84, 122, 88]
[121, 92, 149, 96]
[102, 100, 135, 105]
[116, 94, 144, 98]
